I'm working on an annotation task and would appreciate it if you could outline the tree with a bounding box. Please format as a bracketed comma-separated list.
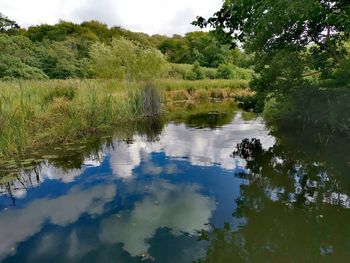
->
[194, 0, 350, 89]
[0, 13, 20, 34]
[194, 0, 350, 133]
[0, 34, 48, 80]
[158, 36, 190, 64]
[35, 40, 90, 79]
[195, 1, 349, 56]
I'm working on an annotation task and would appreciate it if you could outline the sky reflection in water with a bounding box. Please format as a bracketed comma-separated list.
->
[1, 107, 349, 262]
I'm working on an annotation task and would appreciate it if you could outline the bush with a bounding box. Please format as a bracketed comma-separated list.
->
[202, 67, 217, 79]
[168, 63, 218, 80]
[184, 61, 205, 80]
[90, 37, 168, 81]
[216, 63, 254, 80]
[217, 64, 232, 79]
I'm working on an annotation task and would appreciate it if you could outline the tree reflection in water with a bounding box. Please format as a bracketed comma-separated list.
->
[197, 136, 350, 262]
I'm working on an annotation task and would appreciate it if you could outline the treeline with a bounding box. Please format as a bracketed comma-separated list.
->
[0, 13, 252, 81]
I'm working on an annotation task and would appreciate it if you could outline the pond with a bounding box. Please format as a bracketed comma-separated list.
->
[0, 101, 350, 262]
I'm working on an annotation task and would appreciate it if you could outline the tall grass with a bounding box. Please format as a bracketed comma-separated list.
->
[156, 78, 249, 91]
[0, 80, 161, 156]
[156, 79, 252, 102]
[0, 78, 251, 157]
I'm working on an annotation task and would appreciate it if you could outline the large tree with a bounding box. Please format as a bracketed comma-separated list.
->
[194, 0, 350, 129]
[194, 0, 350, 88]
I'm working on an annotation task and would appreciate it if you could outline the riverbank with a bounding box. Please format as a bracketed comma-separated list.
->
[0, 79, 251, 157]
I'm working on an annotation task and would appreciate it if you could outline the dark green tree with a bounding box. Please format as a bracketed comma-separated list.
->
[194, 0, 350, 132]
[0, 13, 20, 34]
[194, 1, 350, 87]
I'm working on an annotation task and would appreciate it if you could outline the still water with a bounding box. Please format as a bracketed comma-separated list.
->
[1, 101, 350, 262]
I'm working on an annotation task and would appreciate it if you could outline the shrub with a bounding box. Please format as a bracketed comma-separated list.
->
[184, 61, 205, 80]
[217, 63, 254, 80]
[217, 64, 233, 79]
[90, 37, 168, 81]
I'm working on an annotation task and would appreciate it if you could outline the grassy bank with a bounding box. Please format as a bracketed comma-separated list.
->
[0, 79, 250, 157]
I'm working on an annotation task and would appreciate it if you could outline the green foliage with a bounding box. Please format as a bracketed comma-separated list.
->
[167, 63, 216, 79]
[90, 37, 167, 80]
[0, 14, 253, 81]
[0, 34, 48, 80]
[195, 0, 350, 55]
[195, 0, 350, 85]
[0, 55, 48, 80]
[36, 40, 91, 79]
[0, 13, 20, 34]
[264, 86, 350, 135]
[216, 64, 232, 79]
[185, 61, 205, 80]
[216, 63, 254, 80]
[158, 31, 252, 68]
[196, 0, 350, 135]
[0, 80, 163, 155]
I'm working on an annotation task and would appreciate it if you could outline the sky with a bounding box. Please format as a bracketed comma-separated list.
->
[0, 0, 222, 36]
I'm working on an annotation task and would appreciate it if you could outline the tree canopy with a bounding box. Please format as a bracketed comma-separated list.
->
[0, 14, 253, 81]
[195, 0, 350, 81]
[195, 1, 350, 121]
[0, 13, 20, 34]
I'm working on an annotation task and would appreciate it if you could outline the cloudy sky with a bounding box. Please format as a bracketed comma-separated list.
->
[0, 0, 222, 36]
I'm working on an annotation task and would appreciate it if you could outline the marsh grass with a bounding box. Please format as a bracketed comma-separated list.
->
[156, 78, 249, 91]
[0, 78, 251, 156]
[156, 79, 252, 102]
[0, 80, 162, 156]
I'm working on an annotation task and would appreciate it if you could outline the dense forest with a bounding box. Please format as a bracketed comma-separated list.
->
[0, 13, 252, 81]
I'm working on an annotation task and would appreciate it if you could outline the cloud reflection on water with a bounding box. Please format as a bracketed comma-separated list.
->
[109, 113, 274, 179]
[99, 179, 215, 257]
[0, 184, 116, 260]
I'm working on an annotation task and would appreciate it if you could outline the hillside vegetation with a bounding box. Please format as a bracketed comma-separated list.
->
[0, 13, 253, 81]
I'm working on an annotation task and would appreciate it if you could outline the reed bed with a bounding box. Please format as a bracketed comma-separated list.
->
[0, 79, 160, 156]
[0, 79, 251, 156]
[156, 78, 249, 91]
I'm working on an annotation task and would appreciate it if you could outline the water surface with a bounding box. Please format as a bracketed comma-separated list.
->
[1, 101, 350, 262]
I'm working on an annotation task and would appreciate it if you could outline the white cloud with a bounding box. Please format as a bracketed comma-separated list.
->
[108, 113, 275, 179]
[99, 180, 215, 256]
[0, 184, 117, 260]
[0, 0, 223, 35]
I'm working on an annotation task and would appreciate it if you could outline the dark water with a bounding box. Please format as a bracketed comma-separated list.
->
[1, 101, 350, 263]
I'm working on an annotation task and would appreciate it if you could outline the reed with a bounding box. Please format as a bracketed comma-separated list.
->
[156, 78, 249, 91]
[0, 79, 251, 156]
